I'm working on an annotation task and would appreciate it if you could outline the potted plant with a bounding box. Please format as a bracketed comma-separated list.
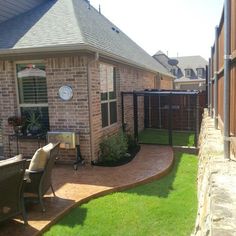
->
[26, 112, 42, 135]
[8, 116, 25, 134]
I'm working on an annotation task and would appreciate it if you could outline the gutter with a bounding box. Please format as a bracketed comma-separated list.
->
[0, 44, 174, 78]
[224, 0, 231, 159]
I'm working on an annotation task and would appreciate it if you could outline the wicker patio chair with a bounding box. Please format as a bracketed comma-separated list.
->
[24, 143, 60, 212]
[0, 159, 27, 224]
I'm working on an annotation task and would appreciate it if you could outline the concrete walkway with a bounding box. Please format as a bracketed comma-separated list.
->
[0, 144, 174, 236]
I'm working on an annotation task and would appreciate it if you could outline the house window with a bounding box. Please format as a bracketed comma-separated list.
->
[170, 68, 176, 76]
[100, 63, 117, 128]
[197, 68, 204, 78]
[16, 63, 49, 133]
[185, 69, 192, 78]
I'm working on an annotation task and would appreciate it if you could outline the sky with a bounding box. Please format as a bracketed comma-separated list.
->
[91, 0, 224, 60]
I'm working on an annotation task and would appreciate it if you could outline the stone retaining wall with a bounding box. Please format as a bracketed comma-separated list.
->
[192, 110, 236, 236]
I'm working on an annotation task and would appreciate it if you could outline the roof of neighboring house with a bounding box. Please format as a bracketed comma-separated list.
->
[153, 50, 175, 71]
[171, 55, 208, 76]
[0, 0, 48, 24]
[0, 0, 173, 76]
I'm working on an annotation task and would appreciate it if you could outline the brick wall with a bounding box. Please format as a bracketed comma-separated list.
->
[0, 55, 172, 163]
[160, 75, 174, 89]
[89, 61, 157, 160]
[46, 56, 91, 162]
[0, 61, 26, 157]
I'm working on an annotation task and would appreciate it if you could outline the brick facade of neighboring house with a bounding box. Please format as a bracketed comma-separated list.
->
[0, 0, 174, 163]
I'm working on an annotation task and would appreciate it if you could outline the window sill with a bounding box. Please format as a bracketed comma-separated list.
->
[102, 122, 120, 131]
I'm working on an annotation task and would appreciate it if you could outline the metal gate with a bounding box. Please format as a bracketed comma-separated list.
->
[121, 90, 205, 147]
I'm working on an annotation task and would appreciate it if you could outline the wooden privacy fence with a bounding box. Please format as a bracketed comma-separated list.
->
[209, 0, 236, 137]
[147, 92, 205, 131]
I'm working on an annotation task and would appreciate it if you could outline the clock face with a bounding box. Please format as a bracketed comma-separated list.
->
[59, 86, 73, 101]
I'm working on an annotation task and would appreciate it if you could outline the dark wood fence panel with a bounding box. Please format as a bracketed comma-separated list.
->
[210, 0, 236, 137]
[149, 93, 205, 131]
[231, 0, 236, 51]
[218, 75, 224, 123]
[230, 63, 236, 135]
[218, 23, 224, 71]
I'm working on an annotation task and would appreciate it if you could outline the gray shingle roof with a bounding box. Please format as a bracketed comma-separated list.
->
[0, 0, 48, 24]
[171, 55, 208, 76]
[0, 0, 172, 76]
[153, 51, 178, 72]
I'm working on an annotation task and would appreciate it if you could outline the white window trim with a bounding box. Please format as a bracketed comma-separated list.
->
[100, 63, 117, 128]
[185, 69, 192, 78]
[197, 68, 204, 77]
[14, 60, 46, 115]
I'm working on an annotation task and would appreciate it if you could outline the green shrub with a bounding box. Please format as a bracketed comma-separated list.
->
[100, 131, 128, 162]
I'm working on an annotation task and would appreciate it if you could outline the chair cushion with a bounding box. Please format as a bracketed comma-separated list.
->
[28, 148, 47, 171]
[42, 143, 54, 158]
[0, 154, 23, 167]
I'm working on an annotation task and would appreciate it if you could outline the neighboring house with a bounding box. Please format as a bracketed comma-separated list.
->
[153, 51, 208, 91]
[0, 0, 174, 163]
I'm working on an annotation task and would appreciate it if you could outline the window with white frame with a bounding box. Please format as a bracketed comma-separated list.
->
[197, 68, 204, 78]
[185, 69, 192, 78]
[100, 63, 117, 128]
[16, 63, 49, 133]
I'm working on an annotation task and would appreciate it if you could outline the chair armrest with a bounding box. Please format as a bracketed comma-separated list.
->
[24, 159, 31, 168]
[27, 169, 44, 174]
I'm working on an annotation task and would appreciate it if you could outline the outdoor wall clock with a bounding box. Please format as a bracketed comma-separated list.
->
[58, 85, 73, 101]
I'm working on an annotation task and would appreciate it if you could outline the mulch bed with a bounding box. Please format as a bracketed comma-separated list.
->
[93, 145, 140, 167]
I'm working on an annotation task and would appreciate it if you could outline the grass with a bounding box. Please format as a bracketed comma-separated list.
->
[44, 152, 198, 236]
[139, 129, 195, 146]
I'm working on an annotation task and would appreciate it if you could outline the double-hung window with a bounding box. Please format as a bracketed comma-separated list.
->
[16, 63, 49, 132]
[185, 69, 192, 78]
[197, 68, 204, 78]
[100, 63, 117, 128]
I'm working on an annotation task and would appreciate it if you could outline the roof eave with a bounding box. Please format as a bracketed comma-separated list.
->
[0, 44, 174, 78]
[174, 78, 206, 83]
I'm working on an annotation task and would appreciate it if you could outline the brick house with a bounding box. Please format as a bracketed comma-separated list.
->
[0, 0, 174, 163]
[153, 51, 208, 91]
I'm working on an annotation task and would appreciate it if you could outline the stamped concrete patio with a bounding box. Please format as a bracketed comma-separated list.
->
[0, 144, 174, 236]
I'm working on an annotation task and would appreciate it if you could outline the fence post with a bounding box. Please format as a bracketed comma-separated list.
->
[214, 26, 219, 129]
[144, 94, 150, 128]
[168, 94, 173, 146]
[195, 94, 200, 147]
[133, 92, 138, 141]
[223, 0, 231, 159]
[121, 92, 125, 132]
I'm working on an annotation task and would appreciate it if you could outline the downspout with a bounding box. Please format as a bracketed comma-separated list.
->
[224, 0, 231, 159]
[214, 27, 219, 129]
[87, 52, 99, 163]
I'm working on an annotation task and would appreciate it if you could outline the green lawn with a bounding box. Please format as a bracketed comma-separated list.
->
[139, 129, 195, 146]
[44, 152, 198, 236]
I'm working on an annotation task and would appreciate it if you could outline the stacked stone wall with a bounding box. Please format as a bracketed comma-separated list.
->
[193, 110, 236, 236]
